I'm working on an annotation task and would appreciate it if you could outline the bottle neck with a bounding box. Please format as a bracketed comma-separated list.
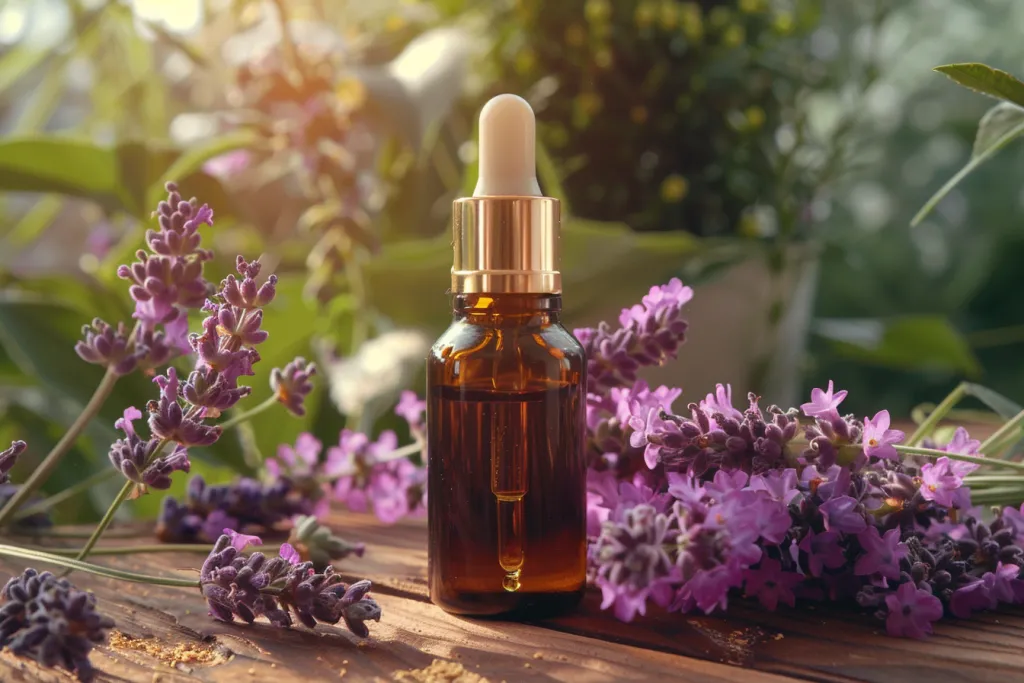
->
[452, 293, 562, 325]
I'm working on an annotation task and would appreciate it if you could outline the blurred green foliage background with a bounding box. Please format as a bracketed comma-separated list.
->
[0, 0, 1022, 521]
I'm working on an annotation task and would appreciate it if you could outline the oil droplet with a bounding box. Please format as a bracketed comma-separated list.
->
[503, 569, 521, 592]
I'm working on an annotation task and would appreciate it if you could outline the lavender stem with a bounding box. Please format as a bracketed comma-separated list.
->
[904, 382, 967, 447]
[0, 366, 122, 528]
[67, 479, 135, 572]
[894, 444, 1024, 471]
[218, 394, 279, 431]
[0, 544, 198, 588]
[979, 408, 1024, 458]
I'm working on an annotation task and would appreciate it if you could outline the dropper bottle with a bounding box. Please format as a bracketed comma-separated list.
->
[426, 94, 587, 616]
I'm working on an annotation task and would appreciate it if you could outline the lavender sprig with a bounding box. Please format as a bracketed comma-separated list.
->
[574, 278, 692, 392]
[201, 531, 380, 636]
[0, 569, 114, 682]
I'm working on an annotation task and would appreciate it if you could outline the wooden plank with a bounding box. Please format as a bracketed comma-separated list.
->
[0, 545, 795, 683]
[9, 505, 1024, 683]
[316, 515, 1024, 683]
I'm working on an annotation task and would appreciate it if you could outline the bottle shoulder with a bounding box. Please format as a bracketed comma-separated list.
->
[429, 319, 584, 361]
[427, 318, 585, 390]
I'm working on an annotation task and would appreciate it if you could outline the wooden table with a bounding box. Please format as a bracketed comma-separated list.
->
[2, 511, 1023, 683]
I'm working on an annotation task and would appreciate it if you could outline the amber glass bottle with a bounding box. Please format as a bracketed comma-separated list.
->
[427, 292, 586, 616]
[426, 94, 587, 616]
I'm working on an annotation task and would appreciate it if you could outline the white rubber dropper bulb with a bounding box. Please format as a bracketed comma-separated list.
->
[472, 94, 542, 197]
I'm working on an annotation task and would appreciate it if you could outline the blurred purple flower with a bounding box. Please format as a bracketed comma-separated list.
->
[884, 582, 943, 639]
[797, 530, 846, 577]
[268, 433, 323, 480]
[0, 440, 26, 484]
[395, 390, 426, 436]
[743, 557, 802, 610]
[271, 357, 317, 417]
[854, 527, 907, 580]
[225, 528, 262, 551]
[75, 319, 146, 375]
[819, 496, 867, 534]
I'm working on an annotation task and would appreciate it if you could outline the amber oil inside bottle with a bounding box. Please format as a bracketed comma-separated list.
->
[427, 293, 587, 617]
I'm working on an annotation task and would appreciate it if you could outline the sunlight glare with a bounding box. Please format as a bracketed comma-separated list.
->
[129, 0, 203, 34]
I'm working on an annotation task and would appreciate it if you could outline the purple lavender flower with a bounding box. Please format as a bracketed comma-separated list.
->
[182, 366, 252, 417]
[0, 440, 26, 484]
[156, 475, 315, 543]
[749, 469, 800, 505]
[630, 391, 799, 475]
[927, 427, 984, 477]
[328, 429, 426, 523]
[225, 528, 262, 551]
[819, 496, 867, 534]
[75, 319, 146, 375]
[592, 504, 680, 621]
[118, 183, 213, 327]
[949, 563, 1020, 618]
[575, 278, 692, 392]
[884, 582, 943, 639]
[108, 408, 190, 490]
[854, 527, 908, 580]
[271, 357, 317, 417]
[801, 408, 863, 470]
[743, 557, 802, 610]
[269, 433, 323, 480]
[266, 433, 336, 519]
[797, 530, 847, 577]
[395, 390, 426, 438]
[862, 410, 903, 461]
[148, 368, 222, 447]
[199, 533, 380, 635]
[919, 457, 971, 510]
[800, 381, 847, 420]
[700, 383, 743, 423]
[1, 569, 114, 682]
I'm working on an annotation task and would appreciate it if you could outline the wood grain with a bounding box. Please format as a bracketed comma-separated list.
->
[3, 506, 1024, 683]
[0, 526, 791, 683]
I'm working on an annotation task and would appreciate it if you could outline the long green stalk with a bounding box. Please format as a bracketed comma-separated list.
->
[219, 395, 278, 431]
[894, 444, 1024, 472]
[979, 408, 1024, 458]
[905, 382, 967, 447]
[23, 543, 283, 557]
[0, 367, 120, 528]
[0, 544, 198, 588]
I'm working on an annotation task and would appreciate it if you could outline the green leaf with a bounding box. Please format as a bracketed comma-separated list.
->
[0, 137, 123, 209]
[962, 383, 1023, 420]
[0, 46, 49, 94]
[814, 316, 980, 375]
[4, 195, 63, 246]
[911, 103, 1024, 227]
[0, 292, 250, 475]
[934, 63, 1024, 108]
